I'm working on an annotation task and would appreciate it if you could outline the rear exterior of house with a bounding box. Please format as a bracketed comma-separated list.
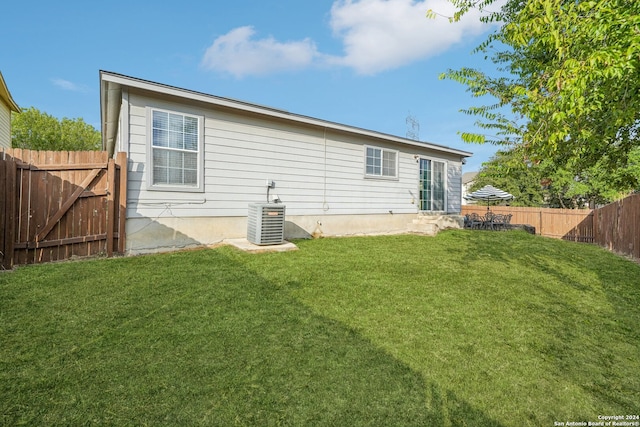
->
[100, 71, 472, 254]
[0, 71, 20, 149]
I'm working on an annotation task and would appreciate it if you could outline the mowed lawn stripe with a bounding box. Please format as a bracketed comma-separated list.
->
[1, 230, 639, 426]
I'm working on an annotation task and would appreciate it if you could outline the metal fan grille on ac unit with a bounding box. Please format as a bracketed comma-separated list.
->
[247, 203, 285, 245]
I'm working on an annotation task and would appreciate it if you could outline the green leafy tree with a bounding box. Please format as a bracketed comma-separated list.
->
[437, 0, 640, 188]
[11, 107, 101, 151]
[472, 146, 640, 208]
[471, 148, 546, 207]
[565, 147, 640, 206]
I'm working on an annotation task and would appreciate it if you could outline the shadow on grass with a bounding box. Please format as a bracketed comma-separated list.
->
[0, 247, 504, 426]
[278, 232, 640, 422]
[443, 230, 640, 415]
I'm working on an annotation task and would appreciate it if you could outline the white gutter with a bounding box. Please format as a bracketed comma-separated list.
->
[99, 70, 473, 158]
[0, 71, 20, 112]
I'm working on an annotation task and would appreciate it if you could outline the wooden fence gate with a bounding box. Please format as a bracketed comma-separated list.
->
[1, 149, 127, 270]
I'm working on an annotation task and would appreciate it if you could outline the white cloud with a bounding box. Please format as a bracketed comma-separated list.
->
[51, 78, 88, 92]
[329, 0, 489, 74]
[201, 0, 495, 77]
[200, 26, 321, 78]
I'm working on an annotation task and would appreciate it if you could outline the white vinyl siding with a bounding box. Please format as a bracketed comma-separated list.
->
[447, 163, 462, 212]
[146, 108, 203, 192]
[124, 92, 464, 219]
[0, 101, 10, 149]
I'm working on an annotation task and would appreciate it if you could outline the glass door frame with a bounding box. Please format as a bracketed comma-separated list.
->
[419, 157, 447, 212]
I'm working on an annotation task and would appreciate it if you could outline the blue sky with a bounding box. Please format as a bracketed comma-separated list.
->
[2, 0, 503, 172]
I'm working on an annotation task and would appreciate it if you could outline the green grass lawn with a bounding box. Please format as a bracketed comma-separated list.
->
[1, 230, 639, 426]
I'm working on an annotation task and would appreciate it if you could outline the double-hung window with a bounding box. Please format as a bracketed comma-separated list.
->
[148, 109, 203, 192]
[365, 146, 398, 179]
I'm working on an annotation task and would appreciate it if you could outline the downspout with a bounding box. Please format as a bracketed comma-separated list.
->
[102, 81, 122, 158]
[322, 127, 329, 212]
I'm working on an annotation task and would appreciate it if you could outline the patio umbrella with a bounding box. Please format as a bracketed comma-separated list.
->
[464, 185, 514, 210]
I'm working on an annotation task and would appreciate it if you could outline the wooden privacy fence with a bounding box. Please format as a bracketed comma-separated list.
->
[461, 205, 594, 241]
[1, 149, 127, 270]
[593, 193, 640, 261]
[462, 194, 640, 261]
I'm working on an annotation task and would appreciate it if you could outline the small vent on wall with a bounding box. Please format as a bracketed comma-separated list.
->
[247, 203, 286, 245]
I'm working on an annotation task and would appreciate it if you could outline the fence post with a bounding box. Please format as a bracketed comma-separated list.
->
[115, 152, 127, 254]
[1, 153, 17, 269]
[539, 211, 543, 236]
[592, 210, 597, 245]
[0, 152, 5, 269]
[106, 158, 116, 257]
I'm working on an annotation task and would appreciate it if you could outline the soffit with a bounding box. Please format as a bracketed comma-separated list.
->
[100, 70, 473, 159]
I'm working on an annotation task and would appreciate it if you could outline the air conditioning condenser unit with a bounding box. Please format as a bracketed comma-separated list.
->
[247, 203, 286, 245]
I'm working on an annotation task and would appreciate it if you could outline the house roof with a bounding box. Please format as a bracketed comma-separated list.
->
[0, 71, 20, 113]
[100, 70, 473, 159]
[462, 171, 479, 184]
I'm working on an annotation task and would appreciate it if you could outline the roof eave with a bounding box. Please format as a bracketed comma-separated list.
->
[99, 70, 473, 158]
[0, 71, 20, 112]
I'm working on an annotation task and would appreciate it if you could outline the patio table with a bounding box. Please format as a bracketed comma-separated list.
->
[465, 212, 513, 230]
[485, 213, 513, 230]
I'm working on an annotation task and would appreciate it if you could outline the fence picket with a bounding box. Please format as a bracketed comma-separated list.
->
[0, 149, 126, 269]
[594, 194, 640, 260]
[462, 195, 640, 262]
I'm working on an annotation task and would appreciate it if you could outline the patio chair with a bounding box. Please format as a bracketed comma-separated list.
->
[491, 214, 512, 231]
[484, 212, 496, 230]
[493, 214, 506, 230]
[503, 214, 513, 230]
[467, 213, 484, 229]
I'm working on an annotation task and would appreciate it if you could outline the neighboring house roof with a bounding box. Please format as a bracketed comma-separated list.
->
[100, 70, 473, 159]
[462, 171, 479, 185]
[0, 71, 20, 113]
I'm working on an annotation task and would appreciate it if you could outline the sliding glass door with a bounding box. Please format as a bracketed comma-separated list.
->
[419, 158, 446, 211]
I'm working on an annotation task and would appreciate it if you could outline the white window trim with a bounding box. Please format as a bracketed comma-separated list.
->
[146, 107, 205, 193]
[364, 145, 399, 180]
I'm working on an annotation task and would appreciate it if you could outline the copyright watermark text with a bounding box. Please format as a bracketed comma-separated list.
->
[554, 415, 639, 426]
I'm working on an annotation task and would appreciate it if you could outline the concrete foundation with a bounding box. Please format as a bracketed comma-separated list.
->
[124, 212, 464, 255]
